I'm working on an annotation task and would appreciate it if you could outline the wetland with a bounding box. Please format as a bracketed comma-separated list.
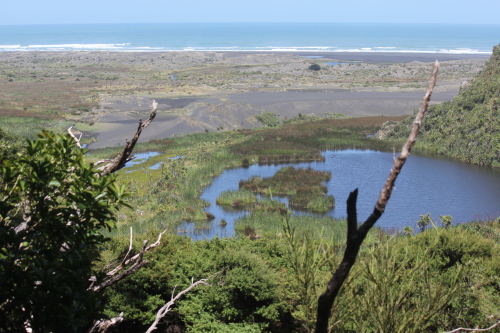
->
[2, 49, 500, 333]
[0, 50, 496, 239]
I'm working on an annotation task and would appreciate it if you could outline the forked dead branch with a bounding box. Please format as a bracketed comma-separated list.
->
[69, 100, 158, 176]
[314, 61, 440, 333]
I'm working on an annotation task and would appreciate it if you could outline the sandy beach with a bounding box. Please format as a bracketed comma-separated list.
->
[0, 51, 489, 148]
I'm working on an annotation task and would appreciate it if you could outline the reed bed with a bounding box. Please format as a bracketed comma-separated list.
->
[216, 188, 258, 207]
[289, 194, 335, 213]
[240, 167, 331, 195]
[239, 167, 335, 213]
[231, 116, 406, 165]
[0, 116, 69, 140]
[235, 210, 348, 243]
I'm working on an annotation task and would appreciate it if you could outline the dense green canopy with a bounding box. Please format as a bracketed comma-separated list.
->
[387, 44, 500, 167]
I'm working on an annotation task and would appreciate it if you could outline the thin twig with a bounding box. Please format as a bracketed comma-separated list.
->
[442, 320, 500, 333]
[88, 312, 124, 333]
[91, 240, 149, 293]
[105, 229, 166, 276]
[119, 227, 133, 267]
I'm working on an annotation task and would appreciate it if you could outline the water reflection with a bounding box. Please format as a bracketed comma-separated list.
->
[178, 150, 500, 240]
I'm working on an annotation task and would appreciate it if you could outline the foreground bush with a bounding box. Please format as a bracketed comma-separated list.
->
[101, 224, 500, 332]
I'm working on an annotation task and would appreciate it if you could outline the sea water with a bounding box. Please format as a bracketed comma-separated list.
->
[0, 22, 499, 53]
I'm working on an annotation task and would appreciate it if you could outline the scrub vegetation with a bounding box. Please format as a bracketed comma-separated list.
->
[386, 44, 500, 167]
[2, 108, 499, 332]
[1, 48, 499, 332]
[97, 219, 500, 333]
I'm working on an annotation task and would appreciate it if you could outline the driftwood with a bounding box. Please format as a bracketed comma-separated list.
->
[314, 60, 440, 333]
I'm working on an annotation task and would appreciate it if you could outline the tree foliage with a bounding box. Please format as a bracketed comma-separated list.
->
[386, 44, 500, 167]
[308, 64, 321, 71]
[102, 235, 291, 332]
[255, 111, 280, 128]
[0, 131, 130, 332]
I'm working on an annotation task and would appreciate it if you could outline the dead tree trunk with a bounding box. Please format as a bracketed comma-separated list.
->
[315, 61, 440, 333]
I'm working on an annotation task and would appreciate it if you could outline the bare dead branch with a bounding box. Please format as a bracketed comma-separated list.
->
[442, 319, 500, 333]
[91, 240, 148, 293]
[105, 229, 167, 277]
[145, 277, 211, 333]
[68, 125, 82, 149]
[374, 60, 439, 214]
[120, 227, 134, 267]
[87, 228, 167, 328]
[97, 100, 158, 176]
[93, 159, 113, 167]
[88, 312, 124, 333]
[315, 60, 440, 333]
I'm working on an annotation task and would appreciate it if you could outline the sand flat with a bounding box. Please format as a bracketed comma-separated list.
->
[0, 51, 486, 148]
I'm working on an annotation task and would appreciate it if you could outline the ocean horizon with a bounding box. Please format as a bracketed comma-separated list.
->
[0, 22, 499, 54]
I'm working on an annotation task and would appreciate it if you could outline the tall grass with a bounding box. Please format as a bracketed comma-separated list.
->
[290, 194, 335, 213]
[95, 114, 405, 236]
[216, 188, 257, 207]
[235, 210, 348, 243]
[0, 116, 69, 140]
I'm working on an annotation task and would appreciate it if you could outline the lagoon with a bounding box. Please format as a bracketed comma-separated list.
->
[178, 150, 500, 240]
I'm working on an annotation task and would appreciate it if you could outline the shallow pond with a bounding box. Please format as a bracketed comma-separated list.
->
[325, 62, 350, 66]
[178, 150, 500, 240]
[124, 151, 161, 168]
[123, 152, 183, 171]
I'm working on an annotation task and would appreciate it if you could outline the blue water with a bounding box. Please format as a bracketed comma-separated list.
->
[0, 23, 499, 53]
[123, 151, 160, 168]
[179, 150, 500, 240]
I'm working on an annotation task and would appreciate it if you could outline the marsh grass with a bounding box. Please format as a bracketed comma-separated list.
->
[105, 133, 245, 235]
[241, 167, 330, 195]
[89, 114, 408, 235]
[235, 209, 348, 243]
[240, 167, 335, 213]
[0, 116, 69, 140]
[231, 116, 407, 163]
[290, 194, 335, 213]
[216, 188, 258, 207]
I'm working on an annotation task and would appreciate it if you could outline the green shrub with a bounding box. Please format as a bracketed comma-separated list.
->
[255, 111, 280, 127]
[385, 44, 500, 167]
[0, 132, 130, 332]
[308, 64, 321, 71]
[330, 227, 500, 332]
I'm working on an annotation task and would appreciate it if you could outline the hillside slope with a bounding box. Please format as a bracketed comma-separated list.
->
[385, 44, 500, 167]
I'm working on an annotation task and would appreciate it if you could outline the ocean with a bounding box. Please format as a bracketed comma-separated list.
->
[0, 22, 498, 53]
